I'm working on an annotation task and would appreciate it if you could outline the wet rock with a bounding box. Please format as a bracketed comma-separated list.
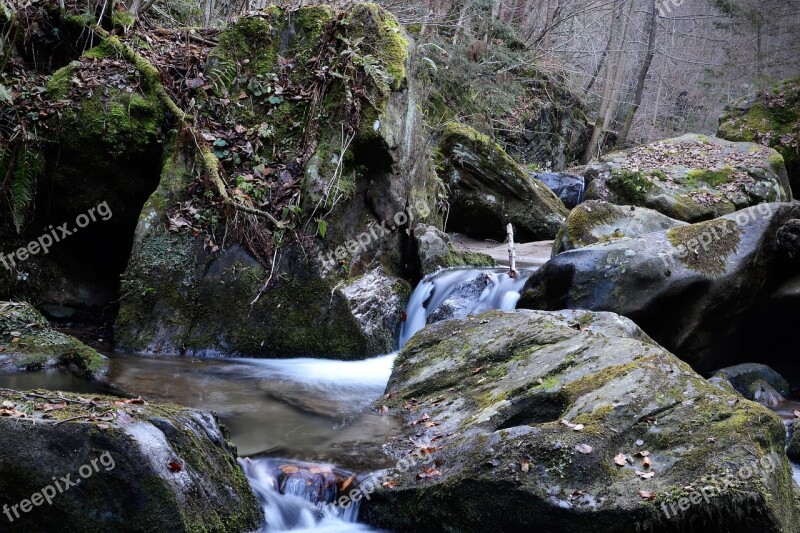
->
[534, 172, 585, 209]
[340, 267, 409, 353]
[552, 200, 686, 255]
[583, 134, 791, 222]
[777, 219, 800, 259]
[0, 301, 107, 377]
[519, 202, 800, 373]
[439, 122, 568, 242]
[413, 224, 494, 275]
[362, 310, 798, 532]
[0, 389, 262, 532]
[712, 363, 790, 407]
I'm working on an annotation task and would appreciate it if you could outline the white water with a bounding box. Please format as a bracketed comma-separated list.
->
[399, 268, 533, 347]
[243, 267, 532, 531]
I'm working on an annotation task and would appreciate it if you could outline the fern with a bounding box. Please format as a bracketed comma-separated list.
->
[9, 146, 42, 234]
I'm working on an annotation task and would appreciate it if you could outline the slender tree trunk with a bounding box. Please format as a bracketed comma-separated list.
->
[617, 0, 658, 146]
[582, 0, 623, 163]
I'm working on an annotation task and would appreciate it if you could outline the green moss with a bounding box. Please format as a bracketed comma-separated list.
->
[345, 3, 409, 91]
[82, 41, 119, 60]
[685, 166, 735, 187]
[46, 61, 79, 98]
[608, 169, 653, 204]
[562, 362, 638, 400]
[666, 219, 742, 276]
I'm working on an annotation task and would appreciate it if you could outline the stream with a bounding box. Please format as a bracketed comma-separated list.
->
[0, 268, 532, 531]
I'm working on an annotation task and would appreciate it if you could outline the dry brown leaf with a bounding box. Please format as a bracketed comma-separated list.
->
[639, 490, 656, 500]
[520, 461, 530, 472]
[636, 471, 655, 479]
[614, 453, 627, 466]
[642, 457, 652, 468]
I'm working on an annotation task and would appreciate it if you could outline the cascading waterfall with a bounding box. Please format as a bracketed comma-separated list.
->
[242, 267, 533, 531]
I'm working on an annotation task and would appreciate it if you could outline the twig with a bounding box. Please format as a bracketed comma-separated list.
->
[507, 223, 517, 278]
[54, 414, 92, 426]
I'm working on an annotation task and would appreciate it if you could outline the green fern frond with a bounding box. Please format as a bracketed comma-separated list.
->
[10, 146, 43, 233]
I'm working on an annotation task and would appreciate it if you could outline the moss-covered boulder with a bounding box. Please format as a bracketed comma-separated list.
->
[439, 121, 568, 242]
[553, 200, 686, 255]
[711, 363, 790, 407]
[0, 52, 167, 321]
[718, 77, 800, 198]
[0, 301, 107, 376]
[413, 223, 494, 274]
[362, 310, 799, 532]
[0, 389, 262, 532]
[584, 134, 792, 222]
[116, 4, 437, 358]
[519, 202, 800, 374]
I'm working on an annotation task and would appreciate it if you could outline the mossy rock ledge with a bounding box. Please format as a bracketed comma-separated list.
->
[438, 121, 568, 242]
[552, 200, 687, 255]
[0, 301, 107, 377]
[361, 310, 799, 532]
[115, 4, 437, 358]
[0, 389, 262, 532]
[717, 77, 800, 199]
[519, 202, 800, 374]
[584, 134, 792, 223]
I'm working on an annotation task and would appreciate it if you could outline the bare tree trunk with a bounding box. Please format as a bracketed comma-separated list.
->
[582, 0, 623, 163]
[617, 0, 658, 146]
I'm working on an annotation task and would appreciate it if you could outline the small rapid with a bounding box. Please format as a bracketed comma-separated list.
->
[242, 267, 533, 532]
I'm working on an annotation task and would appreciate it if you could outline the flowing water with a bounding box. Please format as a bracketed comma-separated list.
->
[0, 267, 532, 532]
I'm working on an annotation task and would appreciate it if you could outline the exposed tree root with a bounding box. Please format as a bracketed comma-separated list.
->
[92, 25, 286, 229]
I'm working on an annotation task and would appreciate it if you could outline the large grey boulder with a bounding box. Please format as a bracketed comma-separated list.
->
[115, 5, 437, 359]
[0, 389, 262, 532]
[519, 202, 800, 373]
[439, 122, 568, 242]
[584, 134, 792, 222]
[362, 310, 798, 532]
[552, 200, 686, 255]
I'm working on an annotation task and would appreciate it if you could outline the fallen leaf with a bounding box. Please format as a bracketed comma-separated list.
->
[520, 461, 530, 472]
[642, 457, 652, 468]
[43, 402, 67, 411]
[382, 479, 397, 488]
[1, 400, 14, 408]
[379, 405, 389, 413]
[280, 465, 300, 474]
[614, 453, 627, 466]
[309, 466, 332, 474]
[339, 475, 355, 491]
[636, 471, 655, 479]
[575, 443, 593, 454]
[167, 461, 182, 473]
[416, 467, 441, 479]
[635, 450, 650, 457]
[639, 490, 656, 500]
